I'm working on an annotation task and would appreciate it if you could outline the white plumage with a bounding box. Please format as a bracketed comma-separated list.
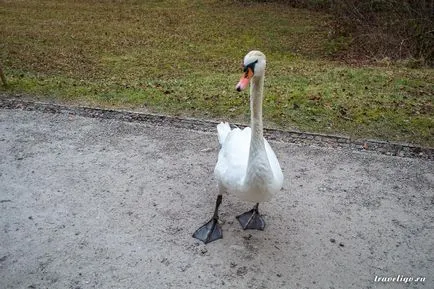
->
[214, 123, 283, 203]
[214, 51, 283, 204]
[192, 50, 284, 243]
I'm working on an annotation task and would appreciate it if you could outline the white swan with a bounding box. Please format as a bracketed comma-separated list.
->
[193, 51, 284, 244]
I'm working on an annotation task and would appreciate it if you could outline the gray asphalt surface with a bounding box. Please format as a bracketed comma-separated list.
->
[0, 108, 432, 289]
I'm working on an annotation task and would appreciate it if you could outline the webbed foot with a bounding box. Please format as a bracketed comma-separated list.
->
[193, 194, 223, 244]
[236, 203, 265, 230]
[192, 218, 222, 244]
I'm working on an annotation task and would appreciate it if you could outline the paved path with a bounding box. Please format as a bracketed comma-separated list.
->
[0, 108, 432, 289]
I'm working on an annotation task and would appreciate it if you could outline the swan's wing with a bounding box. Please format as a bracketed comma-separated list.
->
[217, 122, 231, 145]
[214, 126, 251, 191]
[214, 124, 283, 194]
[264, 139, 284, 192]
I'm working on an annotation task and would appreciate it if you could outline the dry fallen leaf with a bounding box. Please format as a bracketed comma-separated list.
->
[363, 142, 369, 150]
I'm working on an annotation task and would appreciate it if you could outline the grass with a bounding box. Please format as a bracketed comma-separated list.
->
[1, 0, 433, 147]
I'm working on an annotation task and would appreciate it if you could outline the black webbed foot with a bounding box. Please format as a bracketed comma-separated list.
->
[192, 218, 222, 244]
[193, 194, 223, 244]
[236, 203, 265, 230]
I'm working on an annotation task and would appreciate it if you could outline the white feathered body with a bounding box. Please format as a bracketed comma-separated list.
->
[214, 122, 284, 203]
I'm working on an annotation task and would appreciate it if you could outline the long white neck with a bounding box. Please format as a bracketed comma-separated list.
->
[249, 75, 265, 150]
[245, 74, 272, 187]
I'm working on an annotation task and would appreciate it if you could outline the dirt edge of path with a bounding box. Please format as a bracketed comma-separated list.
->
[1, 96, 432, 160]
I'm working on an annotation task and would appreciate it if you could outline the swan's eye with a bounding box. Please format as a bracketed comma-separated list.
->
[243, 60, 258, 73]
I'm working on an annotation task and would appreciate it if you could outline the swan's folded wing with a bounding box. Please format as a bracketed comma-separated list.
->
[217, 122, 231, 145]
[264, 139, 284, 192]
[214, 127, 251, 190]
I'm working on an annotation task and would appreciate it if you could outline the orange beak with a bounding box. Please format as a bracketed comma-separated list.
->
[236, 67, 253, 92]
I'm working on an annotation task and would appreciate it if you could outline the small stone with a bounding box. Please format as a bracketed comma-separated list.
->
[230, 262, 237, 268]
[277, 273, 282, 277]
[243, 234, 252, 240]
[236, 266, 248, 276]
[339, 242, 345, 247]
[330, 238, 336, 243]
[200, 247, 208, 255]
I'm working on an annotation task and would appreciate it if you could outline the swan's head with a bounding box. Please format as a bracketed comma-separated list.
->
[236, 50, 266, 92]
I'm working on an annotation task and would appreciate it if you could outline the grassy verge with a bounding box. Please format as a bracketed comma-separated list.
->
[1, 0, 433, 146]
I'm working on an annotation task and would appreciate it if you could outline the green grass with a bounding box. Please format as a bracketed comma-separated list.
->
[1, 0, 433, 146]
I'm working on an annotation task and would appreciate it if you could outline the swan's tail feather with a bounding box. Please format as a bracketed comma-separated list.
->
[217, 122, 231, 145]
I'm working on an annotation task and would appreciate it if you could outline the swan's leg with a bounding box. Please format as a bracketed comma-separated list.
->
[236, 203, 265, 230]
[192, 194, 223, 244]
